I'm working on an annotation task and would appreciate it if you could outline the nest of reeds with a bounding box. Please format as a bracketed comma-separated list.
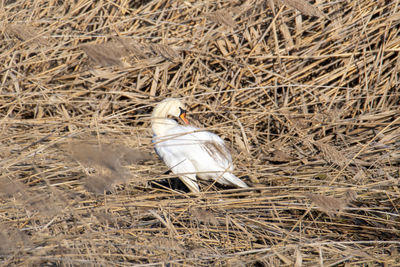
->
[1, 0, 399, 266]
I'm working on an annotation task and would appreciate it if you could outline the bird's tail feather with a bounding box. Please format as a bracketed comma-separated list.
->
[222, 173, 248, 188]
[180, 175, 200, 193]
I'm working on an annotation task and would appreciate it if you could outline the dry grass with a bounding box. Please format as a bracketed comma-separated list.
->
[1, 0, 400, 266]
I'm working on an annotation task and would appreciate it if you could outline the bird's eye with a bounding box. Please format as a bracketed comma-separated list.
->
[179, 107, 186, 114]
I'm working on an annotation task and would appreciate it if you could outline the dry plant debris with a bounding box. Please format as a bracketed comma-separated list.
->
[278, 0, 327, 18]
[0, 0, 399, 266]
[69, 141, 153, 193]
[305, 190, 357, 218]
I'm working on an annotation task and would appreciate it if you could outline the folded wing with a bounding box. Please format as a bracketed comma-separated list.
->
[154, 126, 248, 191]
[154, 132, 200, 192]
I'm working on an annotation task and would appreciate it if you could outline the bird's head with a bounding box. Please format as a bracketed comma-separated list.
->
[153, 98, 189, 125]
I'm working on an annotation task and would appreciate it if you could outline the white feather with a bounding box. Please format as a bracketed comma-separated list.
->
[152, 98, 248, 192]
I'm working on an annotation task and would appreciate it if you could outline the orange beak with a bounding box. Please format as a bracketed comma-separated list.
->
[179, 112, 189, 125]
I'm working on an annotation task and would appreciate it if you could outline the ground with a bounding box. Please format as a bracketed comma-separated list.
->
[1, 0, 399, 266]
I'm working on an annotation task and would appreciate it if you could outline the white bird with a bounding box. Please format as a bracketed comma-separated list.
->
[151, 98, 248, 193]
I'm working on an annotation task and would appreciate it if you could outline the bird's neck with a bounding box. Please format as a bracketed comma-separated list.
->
[151, 117, 178, 137]
[151, 103, 176, 136]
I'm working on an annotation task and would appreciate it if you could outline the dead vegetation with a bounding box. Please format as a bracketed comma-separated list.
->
[1, 0, 399, 265]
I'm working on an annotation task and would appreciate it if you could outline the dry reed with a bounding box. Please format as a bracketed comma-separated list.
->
[1, 0, 399, 266]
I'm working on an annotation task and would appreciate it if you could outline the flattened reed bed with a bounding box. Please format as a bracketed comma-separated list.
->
[1, 0, 400, 265]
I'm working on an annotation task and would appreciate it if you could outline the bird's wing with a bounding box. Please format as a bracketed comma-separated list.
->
[154, 125, 243, 190]
[187, 130, 249, 187]
[187, 130, 233, 170]
[201, 135, 232, 168]
[154, 131, 200, 192]
[158, 126, 234, 171]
